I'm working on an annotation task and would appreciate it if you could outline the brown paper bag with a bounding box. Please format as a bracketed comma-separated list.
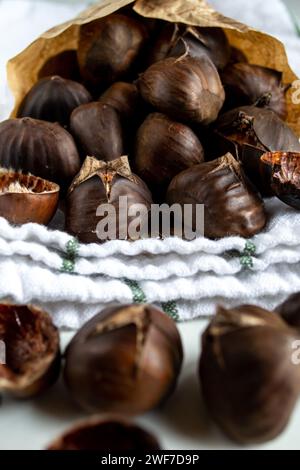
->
[7, 0, 300, 134]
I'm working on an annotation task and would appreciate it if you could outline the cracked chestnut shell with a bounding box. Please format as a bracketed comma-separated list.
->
[260, 152, 300, 209]
[47, 415, 160, 451]
[70, 102, 123, 161]
[221, 63, 288, 119]
[0, 303, 60, 398]
[64, 304, 183, 415]
[135, 113, 204, 200]
[0, 170, 59, 225]
[167, 153, 266, 239]
[276, 292, 300, 328]
[77, 14, 148, 91]
[213, 106, 300, 195]
[66, 156, 153, 243]
[17, 76, 92, 128]
[137, 54, 225, 125]
[0, 118, 81, 189]
[148, 24, 231, 70]
[199, 305, 300, 443]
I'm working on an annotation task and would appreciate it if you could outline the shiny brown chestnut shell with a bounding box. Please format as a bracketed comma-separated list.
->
[66, 156, 153, 243]
[77, 14, 148, 91]
[167, 153, 266, 239]
[38, 50, 81, 81]
[221, 63, 287, 119]
[70, 102, 124, 161]
[0, 303, 60, 398]
[148, 24, 231, 70]
[17, 76, 92, 128]
[213, 105, 300, 195]
[276, 292, 300, 328]
[260, 152, 300, 209]
[138, 55, 225, 125]
[64, 304, 183, 415]
[47, 415, 160, 451]
[0, 170, 59, 225]
[199, 305, 300, 443]
[0, 118, 81, 190]
[98, 82, 141, 121]
[135, 113, 204, 200]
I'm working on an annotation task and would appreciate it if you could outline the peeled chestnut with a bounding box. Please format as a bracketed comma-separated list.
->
[149, 24, 231, 70]
[261, 152, 300, 209]
[17, 76, 92, 127]
[70, 102, 123, 161]
[276, 292, 300, 328]
[64, 304, 183, 414]
[0, 170, 59, 225]
[66, 156, 153, 243]
[77, 14, 148, 91]
[0, 118, 80, 189]
[200, 305, 300, 443]
[221, 63, 288, 119]
[47, 415, 160, 451]
[135, 113, 204, 200]
[213, 105, 300, 195]
[0, 303, 60, 398]
[167, 153, 266, 239]
[138, 55, 225, 125]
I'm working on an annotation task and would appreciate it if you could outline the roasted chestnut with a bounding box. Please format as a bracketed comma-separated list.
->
[135, 113, 204, 200]
[199, 305, 300, 443]
[17, 76, 92, 128]
[66, 156, 153, 243]
[99, 82, 141, 121]
[77, 14, 148, 91]
[64, 304, 183, 414]
[47, 415, 160, 451]
[0, 303, 60, 398]
[138, 55, 225, 125]
[167, 153, 266, 239]
[276, 292, 300, 328]
[0, 170, 59, 225]
[260, 152, 300, 209]
[70, 102, 123, 161]
[0, 118, 80, 189]
[213, 105, 300, 195]
[221, 63, 288, 119]
[149, 24, 231, 70]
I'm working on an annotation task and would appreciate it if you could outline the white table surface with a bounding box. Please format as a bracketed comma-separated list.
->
[0, 0, 300, 451]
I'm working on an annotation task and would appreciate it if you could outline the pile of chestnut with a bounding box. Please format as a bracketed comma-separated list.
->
[1, 296, 300, 449]
[0, 8, 299, 241]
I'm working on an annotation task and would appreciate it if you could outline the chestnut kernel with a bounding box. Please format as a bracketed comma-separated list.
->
[0, 170, 59, 225]
[261, 151, 300, 209]
[66, 156, 153, 243]
[213, 105, 300, 195]
[70, 102, 124, 162]
[135, 113, 204, 200]
[199, 305, 300, 443]
[167, 153, 266, 239]
[17, 76, 92, 128]
[137, 55, 225, 125]
[77, 14, 148, 91]
[47, 415, 160, 451]
[0, 118, 81, 190]
[221, 63, 288, 119]
[64, 304, 183, 415]
[0, 303, 60, 398]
